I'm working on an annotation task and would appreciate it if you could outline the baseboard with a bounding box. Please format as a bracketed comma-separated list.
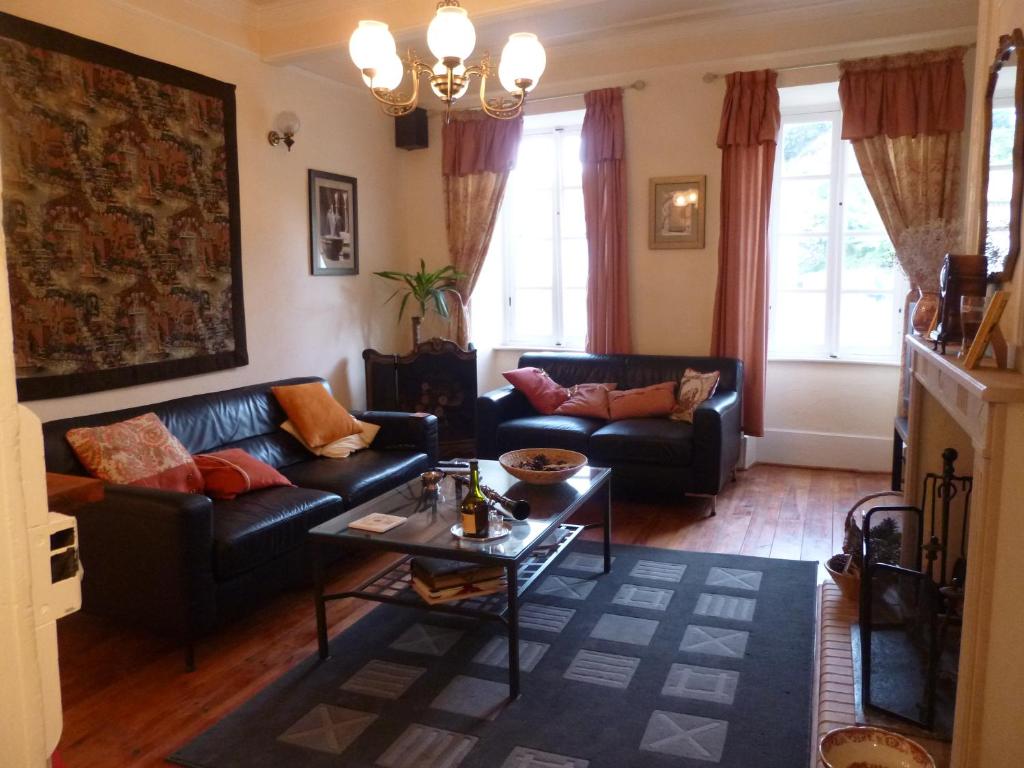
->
[754, 428, 891, 472]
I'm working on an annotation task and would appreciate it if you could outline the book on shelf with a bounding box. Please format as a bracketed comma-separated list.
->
[410, 557, 505, 590]
[411, 575, 508, 605]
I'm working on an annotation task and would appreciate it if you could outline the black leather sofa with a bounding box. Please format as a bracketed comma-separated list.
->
[477, 353, 742, 505]
[42, 376, 437, 667]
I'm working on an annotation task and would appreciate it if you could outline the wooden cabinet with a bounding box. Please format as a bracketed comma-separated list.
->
[363, 339, 477, 458]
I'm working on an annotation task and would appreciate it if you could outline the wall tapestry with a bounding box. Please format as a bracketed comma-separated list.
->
[0, 12, 247, 401]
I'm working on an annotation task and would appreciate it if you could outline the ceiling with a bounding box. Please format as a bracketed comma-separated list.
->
[195, 0, 976, 88]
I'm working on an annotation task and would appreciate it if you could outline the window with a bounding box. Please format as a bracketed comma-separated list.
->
[498, 111, 587, 348]
[770, 104, 906, 362]
[986, 95, 1016, 269]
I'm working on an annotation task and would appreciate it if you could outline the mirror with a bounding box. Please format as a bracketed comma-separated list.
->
[980, 28, 1024, 283]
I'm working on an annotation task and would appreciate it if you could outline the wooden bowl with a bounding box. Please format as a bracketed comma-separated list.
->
[499, 449, 587, 485]
[820, 727, 935, 768]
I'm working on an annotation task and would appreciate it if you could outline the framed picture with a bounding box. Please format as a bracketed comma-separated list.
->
[0, 12, 247, 401]
[963, 290, 1010, 369]
[309, 169, 358, 275]
[649, 175, 706, 250]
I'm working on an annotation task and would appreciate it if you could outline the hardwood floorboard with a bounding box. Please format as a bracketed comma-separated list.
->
[54, 463, 888, 768]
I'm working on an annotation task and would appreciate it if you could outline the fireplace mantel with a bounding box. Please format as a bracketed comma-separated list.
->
[905, 335, 1024, 768]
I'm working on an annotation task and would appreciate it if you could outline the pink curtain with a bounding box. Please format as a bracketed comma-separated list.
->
[711, 70, 780, 438]
[581, 87, 631, 354]
[442, 114, 523, 348]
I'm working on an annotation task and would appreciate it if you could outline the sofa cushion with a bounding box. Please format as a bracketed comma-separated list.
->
[194, 449, 294, 500]
[280, 450, 430, 508]
[496, 415, 604, 455]
[66, 413, 204, 493]
[589, 419, 695, 467]
[212, 486, 343, 580]
[502, 367, 569, 414]
[272, 381, 361, 447]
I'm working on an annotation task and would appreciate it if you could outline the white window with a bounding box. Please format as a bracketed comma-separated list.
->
[986, 95, 1016, 269]
[770, 101, 906, 362]
[498, 110, 588, 349]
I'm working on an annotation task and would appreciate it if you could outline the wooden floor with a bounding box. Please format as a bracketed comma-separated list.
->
[55, 464, 888, 768]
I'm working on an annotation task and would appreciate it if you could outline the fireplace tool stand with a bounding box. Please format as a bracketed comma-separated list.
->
[858, 448, 972, 734]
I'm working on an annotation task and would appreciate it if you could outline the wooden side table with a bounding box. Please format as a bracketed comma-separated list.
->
[46, 473, 104, 513]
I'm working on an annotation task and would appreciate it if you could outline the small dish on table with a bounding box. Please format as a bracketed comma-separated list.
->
[499, 448, 587, 485]
[819, 726, 936, 768]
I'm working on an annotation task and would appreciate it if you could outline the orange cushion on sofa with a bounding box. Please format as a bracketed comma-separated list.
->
[554, 383, 618, 419]
[502, 367, 569, 414]
[607, 381, 677, 421]
[65, 412, 203, 493]
[193, 449, 294, 500]
[271, 382, 360, 448]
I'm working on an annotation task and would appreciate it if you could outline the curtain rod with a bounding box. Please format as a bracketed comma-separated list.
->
[528, 79, 646, 104]
[701, 43, 976, 83]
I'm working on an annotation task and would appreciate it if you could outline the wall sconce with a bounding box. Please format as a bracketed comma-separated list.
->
[267, 111, 301, 151]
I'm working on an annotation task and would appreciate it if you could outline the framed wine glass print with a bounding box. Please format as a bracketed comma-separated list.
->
[309, 169, 358, 275]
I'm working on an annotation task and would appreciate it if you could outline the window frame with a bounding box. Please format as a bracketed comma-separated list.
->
[501, 115, 586, 350]
[769, 104, 906, 364]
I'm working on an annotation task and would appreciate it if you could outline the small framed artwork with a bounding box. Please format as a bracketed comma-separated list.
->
[649, 175, 706, 250]
[963, 290, 1010, 369]
[309, 169, 358, 275]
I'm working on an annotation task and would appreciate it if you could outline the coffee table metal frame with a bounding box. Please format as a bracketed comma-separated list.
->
[310, 467, 612, 699]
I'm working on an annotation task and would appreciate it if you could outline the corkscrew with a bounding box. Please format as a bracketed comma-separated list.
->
[450, 474, 531, 520]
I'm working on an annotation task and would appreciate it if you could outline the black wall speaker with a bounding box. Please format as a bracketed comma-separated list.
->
[395, 108, 429, 151]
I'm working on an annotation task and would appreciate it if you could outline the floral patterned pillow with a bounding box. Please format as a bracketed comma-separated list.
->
[670, 369, 721, 423]
[66, 412, 204, 493]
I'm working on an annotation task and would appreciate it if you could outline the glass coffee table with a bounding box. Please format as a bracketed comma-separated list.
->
[309, 459, 612, 699]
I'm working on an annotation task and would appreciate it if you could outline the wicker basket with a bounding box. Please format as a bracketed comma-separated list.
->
[498, 448, 587, 485]
[825, 554, 861, 602]
[826, 490, 901, 602]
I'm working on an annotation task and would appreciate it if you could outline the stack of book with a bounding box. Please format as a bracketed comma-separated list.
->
[410, 557, 507, 605]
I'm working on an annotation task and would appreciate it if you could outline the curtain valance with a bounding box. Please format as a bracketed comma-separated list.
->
[839, 47, 967, 140]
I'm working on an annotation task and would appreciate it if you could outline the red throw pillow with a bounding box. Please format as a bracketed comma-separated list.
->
[502, 367, 569, 414]
[193, 449, 294, 500]
[608, 381, 677, 420]
[554, 383, 618, 419]
[66, 413, 203, 493]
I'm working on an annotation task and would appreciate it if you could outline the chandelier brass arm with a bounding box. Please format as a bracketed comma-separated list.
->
[365, 52, 530, 121]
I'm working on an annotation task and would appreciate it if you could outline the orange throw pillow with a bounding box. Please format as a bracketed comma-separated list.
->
[554, 383, 618, 419]
[502, 367, 569, 414]
[193, 449, 294, 500]
[271, 382, 360, 448]
[66, 413, 203, 493]
[607, 381, 677, 421]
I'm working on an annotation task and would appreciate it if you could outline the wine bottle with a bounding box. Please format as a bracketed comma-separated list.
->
[459, 460, 490, 538]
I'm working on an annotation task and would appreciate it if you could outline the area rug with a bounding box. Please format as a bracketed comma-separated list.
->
[170, 541, 817, 768]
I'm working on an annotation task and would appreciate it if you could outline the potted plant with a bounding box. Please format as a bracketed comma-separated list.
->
[374, 259, 465, 349]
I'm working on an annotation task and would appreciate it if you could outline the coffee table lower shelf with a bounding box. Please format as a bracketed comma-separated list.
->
[314, 522, 588, 699]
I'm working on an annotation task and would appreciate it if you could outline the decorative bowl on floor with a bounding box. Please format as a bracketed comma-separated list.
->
[819, 727, 936, 768]
[499, 449, 587, 485]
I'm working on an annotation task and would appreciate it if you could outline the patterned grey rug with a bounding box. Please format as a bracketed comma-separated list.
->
[170, 540, 817, 768]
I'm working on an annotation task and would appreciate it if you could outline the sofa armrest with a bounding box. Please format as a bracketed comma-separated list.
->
[476, 385, 533, 459]
[690, 391, 742, 496]
[75, 485, 216, 638]
[358, 411, 439, 464]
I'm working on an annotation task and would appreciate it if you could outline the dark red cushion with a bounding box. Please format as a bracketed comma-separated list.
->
[502, 367, 569, 414]
[193, 449, 294, 500]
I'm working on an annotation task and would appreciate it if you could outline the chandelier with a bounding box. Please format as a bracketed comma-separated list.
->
[348, 0, 546, 120]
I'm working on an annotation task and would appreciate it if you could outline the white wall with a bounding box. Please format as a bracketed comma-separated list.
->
[399, 20, 971, 471]
[0, 0, 409, 422]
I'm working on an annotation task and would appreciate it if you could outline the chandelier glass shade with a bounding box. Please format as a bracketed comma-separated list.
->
[348, 0, 545, 120]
